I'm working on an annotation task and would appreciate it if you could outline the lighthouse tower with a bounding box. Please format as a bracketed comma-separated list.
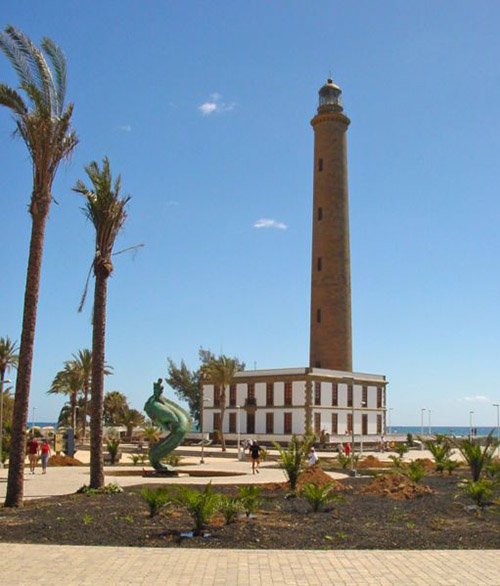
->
[309, 78, 353, 372]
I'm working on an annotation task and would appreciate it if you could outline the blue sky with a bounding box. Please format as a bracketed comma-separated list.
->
[1, 2, 499, 426]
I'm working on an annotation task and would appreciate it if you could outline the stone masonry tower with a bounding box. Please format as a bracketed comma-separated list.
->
[309, 78, 352, 371]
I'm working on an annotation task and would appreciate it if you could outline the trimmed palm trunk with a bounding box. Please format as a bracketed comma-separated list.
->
[6, 197, 49, 507]
[219, 389, 227, 452]
[89, 261, 111, 489]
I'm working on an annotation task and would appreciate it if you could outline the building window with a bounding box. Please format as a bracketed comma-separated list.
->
[315, 360, 321, 368]
[317, 309, 322, 323]
[214, 386, 220, 407]
[318, 207, 323, 220]
[377, 387, 382, 408]
[229, 412, 236, 433]
[214, 412, 221, 432]
[229, 384, 236, 407]
[317, 257, 322, 271]
[347, 413, 353, 433]
[284, 382, 292, 406]
[332, 412, 338, 434]
[284, 412, 292, 434]
[266, 382, 274, 406]
[314, 381, 321, 405]
[362, 414, 368, 435]
[377, 414, 382, 434]
[347, 384, 353, 407]
[266, 412, 274, 434]
[318, 158, 323, 172]
[314, 412, 321, 434]
[247, 412, 255, 435]
[248, 383, 255, 400]
[332, 383, 338, 406]
[362, 386, 368, 407]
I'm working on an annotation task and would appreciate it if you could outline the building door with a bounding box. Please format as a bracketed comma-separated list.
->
[284, 412, 292, 435]
[347, 413, 353, 433]
[331, 412, 338, 434]
[362, 414, 368, 435]
[213, 412, 221, 432]
[247, 412, 255, 435]
[266, 412, 274, 434]
[229, 412, 236, 433]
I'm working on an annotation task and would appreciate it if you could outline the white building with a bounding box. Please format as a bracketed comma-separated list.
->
[202, 367, 387, 443]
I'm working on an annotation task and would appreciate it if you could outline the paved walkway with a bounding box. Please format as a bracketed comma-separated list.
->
[0, 543, 498, 585]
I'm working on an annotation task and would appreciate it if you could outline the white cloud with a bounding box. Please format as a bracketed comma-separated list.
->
[165, 200, 180, 206]
[253, 218, 287, 230]
[117, 125, 132, 132]
[461, 395, 489, 403]
[198, 93, 236, 116]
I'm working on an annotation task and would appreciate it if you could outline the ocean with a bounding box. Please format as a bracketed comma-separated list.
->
[389, 426, 498, 437]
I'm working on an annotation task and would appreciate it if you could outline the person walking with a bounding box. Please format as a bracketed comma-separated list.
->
[26, 436, 39, 474]
[249, 439, 261, 474]
[40, 439, 51, 474]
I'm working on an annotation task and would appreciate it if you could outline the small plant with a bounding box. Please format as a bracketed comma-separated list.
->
[405, 460, 425, 483]
[76, 483, 123, 496]
[388, 455, 405, 469]
[458, 479, 493, 510]
[162, 453, 181, 467]
[82, 514, 93, 525]
[485, 459, 500, 482]
[140, 486, 172, 518]
[300, 482, 341, 513]
[394, 443, 409, 458]
[429, 517, 447, 531]
[238, 485, 261, 517]
[406, 433, 414, 447]
[260, 447, 267, 462]
[405, 521, 416, 530]
[131, 454, 141, 466]
[337, 452, 359, 470]
[453, 432, 498, 482]
[443, 459, 460, 476]
[219, 495, 243, 525]
[175, 483, 220, 536]
[425, 436, 452, 473]
[106, 437, 121, 465]
[273, 435, 314, 493]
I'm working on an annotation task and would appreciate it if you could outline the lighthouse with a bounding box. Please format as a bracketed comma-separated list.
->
[309, 78, 353, 372]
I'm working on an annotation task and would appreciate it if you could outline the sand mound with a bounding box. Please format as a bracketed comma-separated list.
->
[296, 465, 346, 490]
[414, 458, 435, 471]
[358, 455, 388, 469]
[361, 473, 433, 500]
[47, 455, 84, 467]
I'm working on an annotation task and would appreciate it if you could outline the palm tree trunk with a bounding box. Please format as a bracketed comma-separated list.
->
[82, 381, 89, 442]
[220, 390, 226, 452]
[71, 392, 77, 433]
[89, 269, 108, 489]
[5, 205, 49, 507]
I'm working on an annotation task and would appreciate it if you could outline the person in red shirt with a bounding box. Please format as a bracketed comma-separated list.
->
[27, 436, 39, 474]
[40, 439, 51, 474]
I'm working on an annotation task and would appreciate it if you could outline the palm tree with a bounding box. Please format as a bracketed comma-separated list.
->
[0, 27, 78, 507]
[72, 349, 112, 441]
[201, 355, 241, 451]
[104, 391, 128, 426]
[73, 157, 130, 489]
[119, 408, 145, 440]
[47, 361, 83, 432]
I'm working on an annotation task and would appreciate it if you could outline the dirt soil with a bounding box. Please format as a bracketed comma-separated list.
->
[360, 473, 434, 500]
[47, 455, 84, 467]
[1, 476, 499, 550]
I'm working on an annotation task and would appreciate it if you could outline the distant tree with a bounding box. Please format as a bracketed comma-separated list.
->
[166, 347, 244, 427]
[0, 337, 18, 460]
[73, 157, 131, 489]
[119, 408, 145, 440]
[200, 355, 242, 451]
[104, 391, 129, 426]
[0, 27, 78, 507]
[48, 361, 83, 431]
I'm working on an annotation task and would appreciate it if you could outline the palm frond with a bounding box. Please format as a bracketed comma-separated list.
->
[40, 36, 66, 115]
[0, 84, 27, 115]
[0, 27, 36, 90]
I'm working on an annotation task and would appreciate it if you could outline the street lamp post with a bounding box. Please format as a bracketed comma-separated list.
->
[420, 408, 426, 450]
[31, 406, 36, 434]
[0, 379, 12, 470]
[469, 411, 474, 439]
[237, 405, 241, 460]
[493, 404, 499, 457]
[200, 393, 210, 464]
[428, 409, 432, 435]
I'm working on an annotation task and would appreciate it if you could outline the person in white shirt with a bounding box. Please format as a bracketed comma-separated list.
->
[308, 447, 319, 467]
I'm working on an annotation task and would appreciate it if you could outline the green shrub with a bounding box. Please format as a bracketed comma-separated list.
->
[453, 433, 498, 482]
[485, 459, 500, 481]
[425, 436, 451, 473]
[406, 433, 414, 447]
[162, 453, 181, 467]
[140, 486, 173, 518]
[106, 437, 121, 465]
[77, 482, 123, 496]
[300, 482, 341, 513]
[131, 454, 141, 466]
[260, 447, 267, 462]
[175, 483, 219, 535]
[458, 479, 493, 509]
[273, 435, 314, 492]
[443, 459, 460, 476]
[394, 444, 409, 458]
[219, 495, 243, 525]
[405, 460, 425, 483]
[237, 485, 261, 517]
[389, 455, 405, 469]
[337, 452, 359, 470]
